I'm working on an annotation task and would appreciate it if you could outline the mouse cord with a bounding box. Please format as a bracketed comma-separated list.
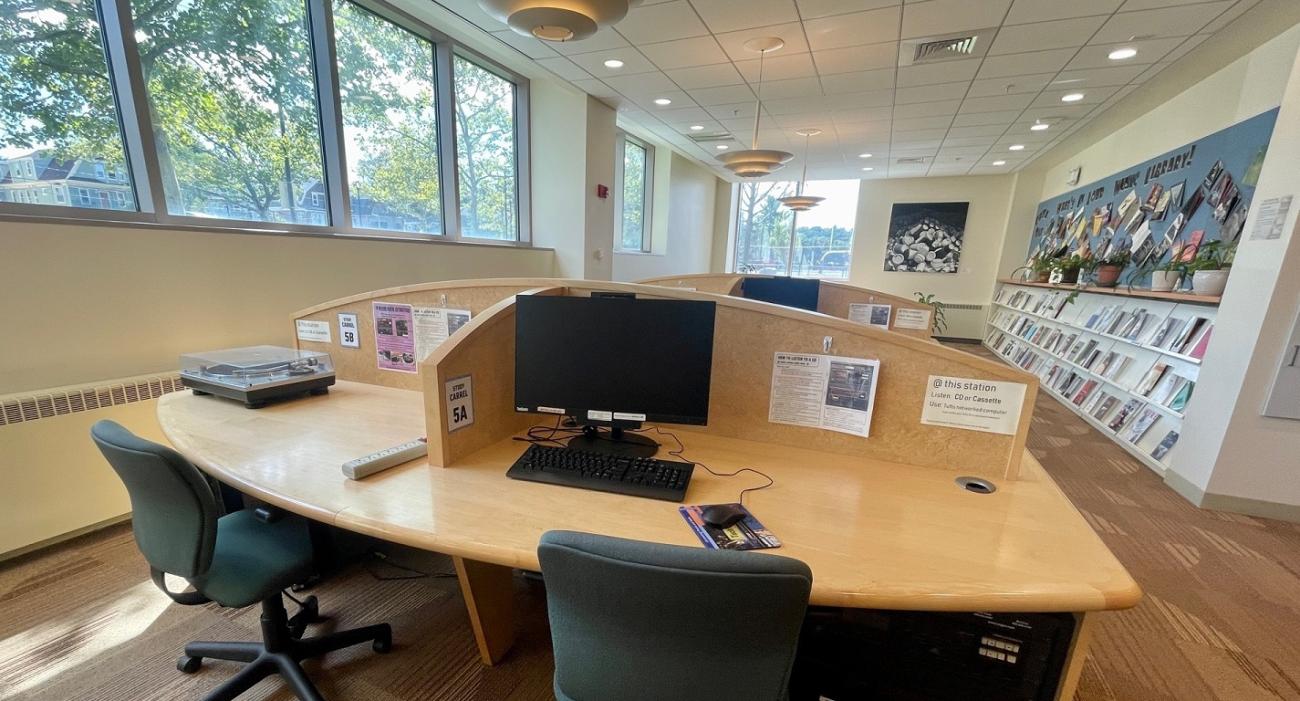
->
[634, 426, 775, 506]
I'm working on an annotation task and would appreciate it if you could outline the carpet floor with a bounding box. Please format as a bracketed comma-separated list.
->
[3, 344, 1300, 700]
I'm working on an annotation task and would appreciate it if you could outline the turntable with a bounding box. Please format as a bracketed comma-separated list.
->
[180, 345, 336, 408]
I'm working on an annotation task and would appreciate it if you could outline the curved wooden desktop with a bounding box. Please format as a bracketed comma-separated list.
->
[636, 273, 937, 339]
[159, 279, 1139, 700]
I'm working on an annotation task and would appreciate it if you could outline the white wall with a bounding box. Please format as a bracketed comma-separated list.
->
[849, 175, 1017, 337]
[530, 79, 588, 278]
[584, 97, 617, 280]
[613, 153, 718, 281]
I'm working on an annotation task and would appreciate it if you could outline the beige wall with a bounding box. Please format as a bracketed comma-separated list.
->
[584, 97, 617, 280]
[613, 153, 718, 281]
[530, 79, 588, 278]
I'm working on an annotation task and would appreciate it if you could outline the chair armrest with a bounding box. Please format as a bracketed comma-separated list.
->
[149, 567, 211, 606]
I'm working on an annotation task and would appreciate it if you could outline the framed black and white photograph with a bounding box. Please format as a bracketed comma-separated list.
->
[883, 202, 969, 273]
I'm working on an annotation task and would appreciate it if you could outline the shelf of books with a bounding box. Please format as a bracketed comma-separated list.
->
[984, 282, 1216, 474]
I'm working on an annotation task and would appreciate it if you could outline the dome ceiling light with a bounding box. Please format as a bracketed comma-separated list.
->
[718, 36, 794, 178]
[480, 0, 642, 43]
[778, 129, 825, 212]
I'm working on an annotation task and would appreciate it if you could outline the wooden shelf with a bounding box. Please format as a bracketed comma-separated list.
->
[998, 279, 1221, 306]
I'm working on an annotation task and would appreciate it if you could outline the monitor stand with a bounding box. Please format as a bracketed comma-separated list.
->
[566, 425, 659, 459]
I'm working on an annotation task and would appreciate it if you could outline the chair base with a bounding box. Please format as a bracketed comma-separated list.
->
[179, 593, 391, 701]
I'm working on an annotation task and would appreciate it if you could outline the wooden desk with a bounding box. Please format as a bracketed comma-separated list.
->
[159, 381, 1139, 696]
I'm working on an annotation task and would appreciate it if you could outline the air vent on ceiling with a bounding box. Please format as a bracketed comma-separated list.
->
[688, 133, 734, 144]
[896, 156, 927, 165]
[913, 35, 978, 63]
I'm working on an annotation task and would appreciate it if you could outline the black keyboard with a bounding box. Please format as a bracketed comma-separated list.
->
[506, 443, 694, 502]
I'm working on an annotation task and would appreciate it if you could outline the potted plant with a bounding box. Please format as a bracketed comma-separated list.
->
[913, 292, 948, 335]
[1149, 258, 1184, 292]
[1010, 254, 1054, 283]
[1185, 240, 1231, 296]
[1092, 250, 1131, 288]
[1050, 254, 1088, 285]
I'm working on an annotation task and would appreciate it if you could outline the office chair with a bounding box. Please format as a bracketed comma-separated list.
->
[90, 420, 392, 701]
[537, 530, 813, 701]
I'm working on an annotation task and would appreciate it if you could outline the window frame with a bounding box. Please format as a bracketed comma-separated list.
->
[613, 131, 653, 254]
[0, 0, 532, 247]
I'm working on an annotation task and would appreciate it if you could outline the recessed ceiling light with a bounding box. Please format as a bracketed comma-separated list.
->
[1030, 122, 1050, 132]
[992, 160, 1007, 166]
[653, 97, 672, 106]
[1061, 92, 1085, 102]
[603, 58, 624, 68]
[858, 153, 872, 158]
[716, 144, 729, 150]
[1008, 144, 1025, 151]
[689, 125, 704, 131]
[1108, 47, 1138, 61]
[862, 166, 873, 171]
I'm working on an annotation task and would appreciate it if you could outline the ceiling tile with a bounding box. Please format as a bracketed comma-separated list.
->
[1118, 0, 1228, 10]
[978, 48, 1077, 77]
[715, 23, 811, 61]
[892, 127, 949, 140]
[735, 53, 820, 81]
[893, 99, 962, 118]
[630, 90, 697, 110]
[967, 73, 1057, 97]
[1091, 2, 1233, 43]
[959, 93, 1034, 113]
[1005, 0, 1122, 24]
[797, 0, 901, 19]
[1053, 64, 1148, 87]
[988, 16, 1106, 55]
[896, 58, 981, 87]
[691, 0, 801, 32]
[819, 68, 896, 94]
[946, 123, 1010, 138]
[1065, 37, 1182, 69]
[655, 105, 715, 123]
[1134, 60, 1173, 83]
[1162, 34, 1210, 63]
[566, 49, 658, 76]
[763, 95, 831, 114]
[689, 83, 757, 105]
[1202, 0, 1260, 32]
[604, 71, 678, 95]
[824, 90, 897, 109]
[615, 1, 709, 43]
[901, 0, 1011, 38]
[951, 109, 1025, 126]
[534, 57, 592, 81]
[437, 0, 502, 29]
[891, 115, 954, 130]
[639, 36, 729, 69]
[664, 63, 746, 89]
[1028, 85, 1120, 108]
[812, 42, 898, 75]
[805, 6, 902, 51]
[490, 30, 557, 59]
[550, 30, 632, 55]
[940, 138, 999, 149]
[895, 81, 970, 104]
[759, 76, 827, 99]
[831, 106, 894, 123]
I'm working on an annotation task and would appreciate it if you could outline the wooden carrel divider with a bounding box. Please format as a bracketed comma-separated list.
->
[636, 273, 937, 339]
[417, 280, 1038, 482]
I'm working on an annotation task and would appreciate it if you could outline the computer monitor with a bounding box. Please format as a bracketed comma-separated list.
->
[514, 294, 716, 457]
[741, 276, 820, 311]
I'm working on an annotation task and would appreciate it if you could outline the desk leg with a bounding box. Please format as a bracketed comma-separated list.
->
[453, 557, 516, 666]
[1054, 612, 1094, 701]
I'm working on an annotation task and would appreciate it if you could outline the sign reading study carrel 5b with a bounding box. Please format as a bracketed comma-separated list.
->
[921, 375, 1026, 436]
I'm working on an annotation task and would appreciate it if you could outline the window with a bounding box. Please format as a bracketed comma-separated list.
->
[334, 0, 442, 235]
[131, 0, 327, 223]
[616, 133, 652, 252]
[733, 180, 859, 279]
[453, 55, 517, 240]
[0, 0, 136, 211]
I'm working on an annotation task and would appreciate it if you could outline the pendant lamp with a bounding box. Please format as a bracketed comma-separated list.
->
[480, 0, 641, 42]
[717, 37, 794, 178]
[778, 129, 825, 211]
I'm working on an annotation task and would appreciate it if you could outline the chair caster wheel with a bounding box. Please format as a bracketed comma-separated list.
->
[373, 635, 392, 654]
[178, 655, 202, 673]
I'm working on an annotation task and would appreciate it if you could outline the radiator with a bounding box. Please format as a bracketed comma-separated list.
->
[937, 302, 988, 340]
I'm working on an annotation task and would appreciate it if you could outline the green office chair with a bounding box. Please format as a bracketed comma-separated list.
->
[90, 420, 391, 701]
[537, 530, 813, 701]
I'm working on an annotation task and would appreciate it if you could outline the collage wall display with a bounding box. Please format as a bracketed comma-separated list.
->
[1025, 109, 1279, 279]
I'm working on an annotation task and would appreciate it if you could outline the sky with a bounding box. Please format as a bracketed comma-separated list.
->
[793, 179, 861, 229]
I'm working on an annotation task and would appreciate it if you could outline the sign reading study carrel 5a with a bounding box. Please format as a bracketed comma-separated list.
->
[921, 375, 1026, 435]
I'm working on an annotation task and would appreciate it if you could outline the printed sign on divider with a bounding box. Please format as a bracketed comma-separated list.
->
[920, 375, 1026, 435]
[445, 375, 474, 432]
[894, 308, 932, 330]
[338, 313, 360, 348]
[295, 319, 331, 343]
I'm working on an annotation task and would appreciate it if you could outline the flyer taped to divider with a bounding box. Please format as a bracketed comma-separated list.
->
[413, 306, 472, 362]
[769, 352, 880, 438]
[374, 302, 416, 373]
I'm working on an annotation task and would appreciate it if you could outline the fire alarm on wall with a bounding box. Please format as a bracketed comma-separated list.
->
[596, 184, 609, 199]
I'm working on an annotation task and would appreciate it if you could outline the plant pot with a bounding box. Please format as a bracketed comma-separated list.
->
[1094, 264, 1123, 288]
[1150, 270, 1181, 292]
[1192, 269, 1229, 296]
[1058, 269, 1080, 284]
[1034, 271, 1050, 283]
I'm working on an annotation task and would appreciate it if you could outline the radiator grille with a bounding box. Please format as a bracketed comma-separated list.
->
[0, 374, 186, 427]
[944, 303, 985, 311]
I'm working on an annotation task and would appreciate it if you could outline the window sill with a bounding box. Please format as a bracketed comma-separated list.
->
[613, 249, 661, 257]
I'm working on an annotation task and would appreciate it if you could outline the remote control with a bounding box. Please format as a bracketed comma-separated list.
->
[342, 438, 427, 480]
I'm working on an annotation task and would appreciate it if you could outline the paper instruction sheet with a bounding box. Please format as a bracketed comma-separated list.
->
[894, 308, 932, 330]
[414, 306, 472, 362]
[848, 303, 891, 329]
[920, 375, 1027, 435]
[769, 352, 881, 438]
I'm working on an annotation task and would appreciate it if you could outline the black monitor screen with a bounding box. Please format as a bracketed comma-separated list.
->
[514, 295, 715, 427]
[742, 276, 820, 311]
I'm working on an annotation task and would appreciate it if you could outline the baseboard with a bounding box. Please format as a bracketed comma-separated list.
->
[0, 512, 131, 564]
[1163, 471, 1300, 523]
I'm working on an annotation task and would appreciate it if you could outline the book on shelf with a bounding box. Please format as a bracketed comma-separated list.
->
[1073, 380, 1099, 406]
[1167, 382, 1194, 413]
[1180, 322, 1214, 356]
[1148, 316, 1179, 348]
[1147, 372, 1183, 405]
[1188, 326, 1213, 359]
[1151, 431, 1180, 461]
[1159, 317, 1188, 350]
[1083, 389, 1106, 413]
[1108, 399, 1144, 432]
[1125, 407, 1162, 444]
[1169, 316, 1209, 353]
[1102, 353, 1132, 381]
[1135, 362, 1169, 396]
[1092, 395, 1120, 421]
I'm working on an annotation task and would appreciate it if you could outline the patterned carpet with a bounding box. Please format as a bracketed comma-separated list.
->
[3, 345, 1300, 700]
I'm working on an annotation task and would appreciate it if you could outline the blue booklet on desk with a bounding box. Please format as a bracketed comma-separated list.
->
[679, 504, 782, 551]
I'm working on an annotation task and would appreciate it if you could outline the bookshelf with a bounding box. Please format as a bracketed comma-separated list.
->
[984, 282, 1218, 475]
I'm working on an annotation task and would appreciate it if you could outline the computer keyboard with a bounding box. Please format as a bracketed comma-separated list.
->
[506, 443, 695, 502]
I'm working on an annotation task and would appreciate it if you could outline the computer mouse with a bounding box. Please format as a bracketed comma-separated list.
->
[701, 504, 748, 529]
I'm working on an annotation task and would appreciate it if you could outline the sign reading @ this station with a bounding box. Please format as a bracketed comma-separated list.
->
[921, 375, 1027, 436]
